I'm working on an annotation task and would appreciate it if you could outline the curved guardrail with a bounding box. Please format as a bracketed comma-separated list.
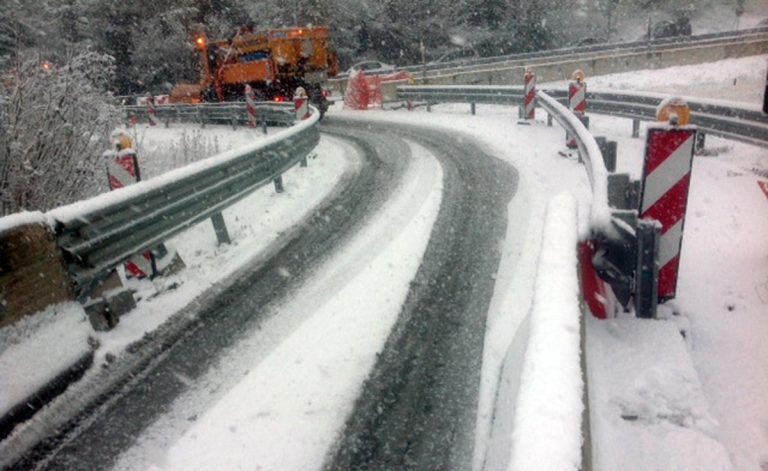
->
[396, 85, 768, 147]
[50, 104, 319, 290]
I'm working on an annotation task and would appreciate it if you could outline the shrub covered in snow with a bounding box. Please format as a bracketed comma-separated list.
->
[0, 49, 120, 216]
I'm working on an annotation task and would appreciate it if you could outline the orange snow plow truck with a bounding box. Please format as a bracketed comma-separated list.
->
[170, 26, 339, 115]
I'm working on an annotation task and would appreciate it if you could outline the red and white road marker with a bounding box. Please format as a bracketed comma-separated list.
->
[146, 95, 159, 126]
[639, 125, 696, 301]
[566, 70, 587, 148]
[523, 69, 536, 120]
[294, 87, 309, 120]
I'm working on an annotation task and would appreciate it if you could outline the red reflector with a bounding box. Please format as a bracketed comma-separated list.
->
[274, 96, 285, 103]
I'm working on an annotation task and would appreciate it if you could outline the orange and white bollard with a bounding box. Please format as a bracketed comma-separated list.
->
[245, 84, 258, 128]
[294, 87, 309, 120]
[523, 68, 536, 120]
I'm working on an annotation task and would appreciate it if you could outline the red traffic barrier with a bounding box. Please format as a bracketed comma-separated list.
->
[523, 69, 536, 120]
[639, 125, 696, 301]
[245, 84, 258, 128]
[344, 72, 371, 110]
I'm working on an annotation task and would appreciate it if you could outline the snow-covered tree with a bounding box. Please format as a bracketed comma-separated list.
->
[0, 48, 120, 215]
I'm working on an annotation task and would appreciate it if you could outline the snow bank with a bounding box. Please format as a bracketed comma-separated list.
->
[0, 303, 91, 417]
[488, 192, 584, 471]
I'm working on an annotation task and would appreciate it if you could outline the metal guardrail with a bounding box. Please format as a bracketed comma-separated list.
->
[396, 86, 768, 147]
[333, 27, 768, 80]
[124, 102, 295, 127]
[52, 104, 318, 290]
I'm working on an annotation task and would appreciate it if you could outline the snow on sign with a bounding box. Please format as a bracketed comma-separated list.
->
[639, 126, 696, 301]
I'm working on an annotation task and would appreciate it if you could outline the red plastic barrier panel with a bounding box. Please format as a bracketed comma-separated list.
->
[639, 126, 696, 301]
[578, 240, 610, 319]
[344, 72, 370, 110]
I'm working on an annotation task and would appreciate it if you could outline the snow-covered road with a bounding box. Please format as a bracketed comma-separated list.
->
[3, 54, 766, 471]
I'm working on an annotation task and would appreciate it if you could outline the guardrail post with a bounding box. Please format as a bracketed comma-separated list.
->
[261, 113, 268, 135]
[547, 113, 553, 127]
[471, 102, 476, 115]
[274, 176, 284, 193]
[635, 219, 660, 319]
[198, 106, 205, 129]
[632, 118, 640, 138]
[694, 131, 706, 154]
[595, 136, 617, 172]
[607, 173, 631, 209]
[231, 109, 238, 130]
[210, 212, 231, 245]
[427, 102, 432, 112]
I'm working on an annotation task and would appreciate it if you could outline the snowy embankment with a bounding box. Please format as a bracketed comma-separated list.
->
[485, 192, 584, 471]
[113, 140, 443, 470]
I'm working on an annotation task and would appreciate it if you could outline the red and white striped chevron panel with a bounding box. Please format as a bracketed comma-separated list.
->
[524, 71, 536, 120]
[640, 127, 696, 301]
[107, 151, 140, 190]
[568, 81, 586, 115]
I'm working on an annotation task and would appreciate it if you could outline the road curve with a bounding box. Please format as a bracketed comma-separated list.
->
[322, 119, 518, 471]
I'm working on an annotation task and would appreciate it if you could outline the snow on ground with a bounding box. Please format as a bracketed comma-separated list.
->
[0, 303, 91, 417]
[113, 140, 443, 470]
[543, 54, 768, 107]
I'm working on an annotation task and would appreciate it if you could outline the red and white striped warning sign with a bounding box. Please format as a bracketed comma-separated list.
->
[524, 70, 536, 120]
[245, 84, 258, 128]
[105, 148, 154, 278]
[107, 149, 140, 190]
[125, 252, 154, 278]
[640, 126, 696, 301]
[146, 95, 160, 126]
